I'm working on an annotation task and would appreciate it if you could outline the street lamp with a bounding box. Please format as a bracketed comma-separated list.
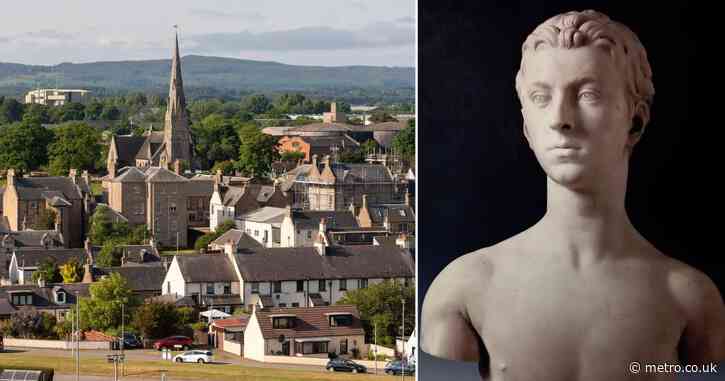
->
[401, 298, 405, 381]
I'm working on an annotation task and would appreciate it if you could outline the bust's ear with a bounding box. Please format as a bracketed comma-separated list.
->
[626, 102, 650, 150]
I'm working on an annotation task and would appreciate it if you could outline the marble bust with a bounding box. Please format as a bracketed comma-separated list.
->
[421, 10, 725, 381]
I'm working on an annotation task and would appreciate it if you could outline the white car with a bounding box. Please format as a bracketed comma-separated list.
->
[173, 350, 213, 363]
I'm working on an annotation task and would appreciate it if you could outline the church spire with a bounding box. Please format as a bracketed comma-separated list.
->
[161, 27, 193, 168]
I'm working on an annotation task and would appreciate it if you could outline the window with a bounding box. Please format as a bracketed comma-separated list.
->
[319, 280, 326, 292]
[279, 303, 287, 307]
[273, 317, 295, 329]
[206, 283, 214, 295]
[263, 231, 268, 243]
[296, 280, 304, 292]
[358, 279, 368, 289]
[273, 281, 282, 293]
[223, 283, 231, 295]
[166, 282, 171, 294]
[339, 279, 347, 291]
[169, 202, 177, 214]
[251, 282, 259, 294]
[56, 291, 66, 304]
[330, 314, 353, 327]
[340, 338, 348, 354]
[404, 278, 411, 287]
[12, 294, 32, 305]
[400, 223, 408, 233]
[292, 302, 299, 307]
[254, 230, 259, 237]
[300, 341, 328, 354]
[191, 293, 199, 304]
[306, 231, 312, 240]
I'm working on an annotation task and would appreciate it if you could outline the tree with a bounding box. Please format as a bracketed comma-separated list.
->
[280, 150, 305, 162]
[241, 94, 271, 115]
[195, 220, 235, 249]
[60, 258, 84, 283]
[7, 309, 58, 339]
[337, 280, 414, 346]
[100, 104, 121, 120]
[84, 101, 104, 120]
[48, 122, 101, 175]
[31, 208, 57, 230]
[31, 258, 61, 284]
[0, 98, 24, 124]
[0, 121, 53, 172]
[89, 205, 115, 245]
[236, 123, 279, 178]
[58, 102, 85, 121]
[369, 110, 397, 123]
[74, 273, 133, 331]
[22, 104, 51, 124]
[211, 160, 236, 175]
[96, 239, 124, 267]
[191, 114, 241, 169]
[132, 301, 189, 339]
[391, 119, 415, 164]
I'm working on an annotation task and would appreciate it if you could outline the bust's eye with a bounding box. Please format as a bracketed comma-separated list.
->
[579, 90, 601, 102]
[530, 93, 550, 105]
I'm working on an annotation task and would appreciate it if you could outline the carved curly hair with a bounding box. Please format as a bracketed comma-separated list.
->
[515, 10, 655, 129]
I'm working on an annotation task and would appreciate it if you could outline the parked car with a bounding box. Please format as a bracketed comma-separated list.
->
[119, 333, 143, 349]
[325, 358, 367, 373]
[173, 350, 213, 363]
[384, 360, 416, 376]
[153, 335, 193, 350]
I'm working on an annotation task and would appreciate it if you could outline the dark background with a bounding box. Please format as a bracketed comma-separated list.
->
[419, 1, 723, 379]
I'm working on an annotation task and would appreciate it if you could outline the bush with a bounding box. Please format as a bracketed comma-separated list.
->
[191, 322, 208, 331]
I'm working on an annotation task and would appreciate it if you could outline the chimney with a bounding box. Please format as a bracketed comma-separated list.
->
[286, 204, 292, 218]
[312, 154, 318, 168]
[323, 155, 331, 167]
[362, 194, 368, 209]
[174, 160, 182, 175]
[213, 170, 222, 193]
[69, 168, 78, 184]
[331, 102, 337, 114]
[82, 263, 94, 283]
[82, 170, 91, 188]
[224, 239, 237, 255]
[6, 168, 15, 187]
[84, 238, 92, 260]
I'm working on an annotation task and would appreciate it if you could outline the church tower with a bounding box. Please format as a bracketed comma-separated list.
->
[161, 31, 193, 168]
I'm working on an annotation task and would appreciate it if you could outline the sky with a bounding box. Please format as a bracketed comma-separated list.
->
[0, 1, 414, 67]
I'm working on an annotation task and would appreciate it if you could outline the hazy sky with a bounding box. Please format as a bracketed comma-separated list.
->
[0, 1, 414, 67]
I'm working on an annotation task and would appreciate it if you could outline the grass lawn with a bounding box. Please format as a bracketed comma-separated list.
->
[0, 352, 393, 381]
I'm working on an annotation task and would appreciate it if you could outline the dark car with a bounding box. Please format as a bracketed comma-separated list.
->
[120, 333, 142, 349]
[325, 358, 367, 373]
[153, 335, 193, 350]
[384, 360, 416, 376]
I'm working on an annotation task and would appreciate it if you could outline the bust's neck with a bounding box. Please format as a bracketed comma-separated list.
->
[536, 169, 639, 265]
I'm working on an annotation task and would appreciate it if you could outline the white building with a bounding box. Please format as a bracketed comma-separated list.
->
[24, 89, 90, 106]
[161, 254, 242, 313]
[236, 207, 288, 248]
[279, 209, 359, 248]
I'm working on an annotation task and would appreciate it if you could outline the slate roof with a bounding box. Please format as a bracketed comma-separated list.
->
[234, 245, 414, 282]
[176, 254, 238, 282]
[210, 229, 262, 249]
[186, 178, 214, 196]
[366, 204, 415, 225]
[240, 207, 288, 224]
[366, 121, 407, 131]
[13, 177, 83, 201]
[114, 167, 147, 182]
[14, 248, 93, 268]
[97, 266, 165, 292]
[291, 210, 359, 230]
[118, 244, 160, 263]
[0, 283, 91, 311]
[145, 167, 188, 183]
[254, 305, 364, 339]
[112, 135, 146, 163]
[2, 230, 64, 248]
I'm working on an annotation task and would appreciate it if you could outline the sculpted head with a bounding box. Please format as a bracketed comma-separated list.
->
[515, 10, 655, 188]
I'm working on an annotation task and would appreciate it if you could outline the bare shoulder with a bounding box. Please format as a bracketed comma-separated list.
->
[651, 251, 725, 362]
[421, 245, 503, 361]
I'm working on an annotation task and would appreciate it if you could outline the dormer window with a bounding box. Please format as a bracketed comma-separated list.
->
[328, 313, 353, 327]
[272, 316, 296, 329]
[56, 291, 66, 304]
[11, 293, 33, 305]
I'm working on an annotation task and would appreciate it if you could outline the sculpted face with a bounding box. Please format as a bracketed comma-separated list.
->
[520, 45, 637, 190]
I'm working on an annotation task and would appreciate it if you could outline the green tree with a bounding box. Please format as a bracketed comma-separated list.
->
[31, 258, 61, 284]
[89, 205, 115, 245]
[241, 94, 271, 114]
[96, 239, 124, 267]
[337, 280, 414, 346]
[391, 119, 415, 164]
[22, 104, 51, 124]
[280, 150, 305, 162]
[0, 120, 53, 172]
[58, 102, 85, 121]
[48, 122, 102, 175]
[194, 220, 235, 249]
[191, 114, 241, 169]
[31, 208, 57, 230]
[59, 258, 84, 283]
[369, 110, 397, 123]
[100, 104, 121, 120]
[74, 273, 133, 331]
[211, 160, 236, 175]
[236, 123, 279, 178]
[0, 98, 24, 124]
[84, 101, 104, 120]
[132, 301, 189, 340]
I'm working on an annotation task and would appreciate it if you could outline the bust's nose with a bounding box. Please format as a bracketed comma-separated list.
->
[549, 95, 575, 131]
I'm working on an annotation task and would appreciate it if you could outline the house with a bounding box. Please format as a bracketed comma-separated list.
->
[161, 254, 242, 313]
[278, 135, 360, 163]
[210, 315, 249, 356]
[244, 305, 365, 361]
[2, 169, 93, 248]
[366, 121, 408, 149]
[186, 177, 214, 228]
[0, 230, 65, 253]
[8, 243, 96, 285]
[208, 229, 262, 253]
[233, 244, 414, 310]
[355, 194, 415, 235]
[0, 283, 90, 320]
[279, 208, 360, 248]
[280, 157, 402, 211]
[95, 265, 166, 299]
[24, 89, 90, 106]
[106, 32, 192, 177]
[236, 207, 289, 248]
[209, 172, 290, 231]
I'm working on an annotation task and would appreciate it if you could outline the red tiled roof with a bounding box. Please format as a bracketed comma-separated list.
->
[84, 330, 115, 342]
[255, 305, 364, 339]
[213, 316, 249, 329]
